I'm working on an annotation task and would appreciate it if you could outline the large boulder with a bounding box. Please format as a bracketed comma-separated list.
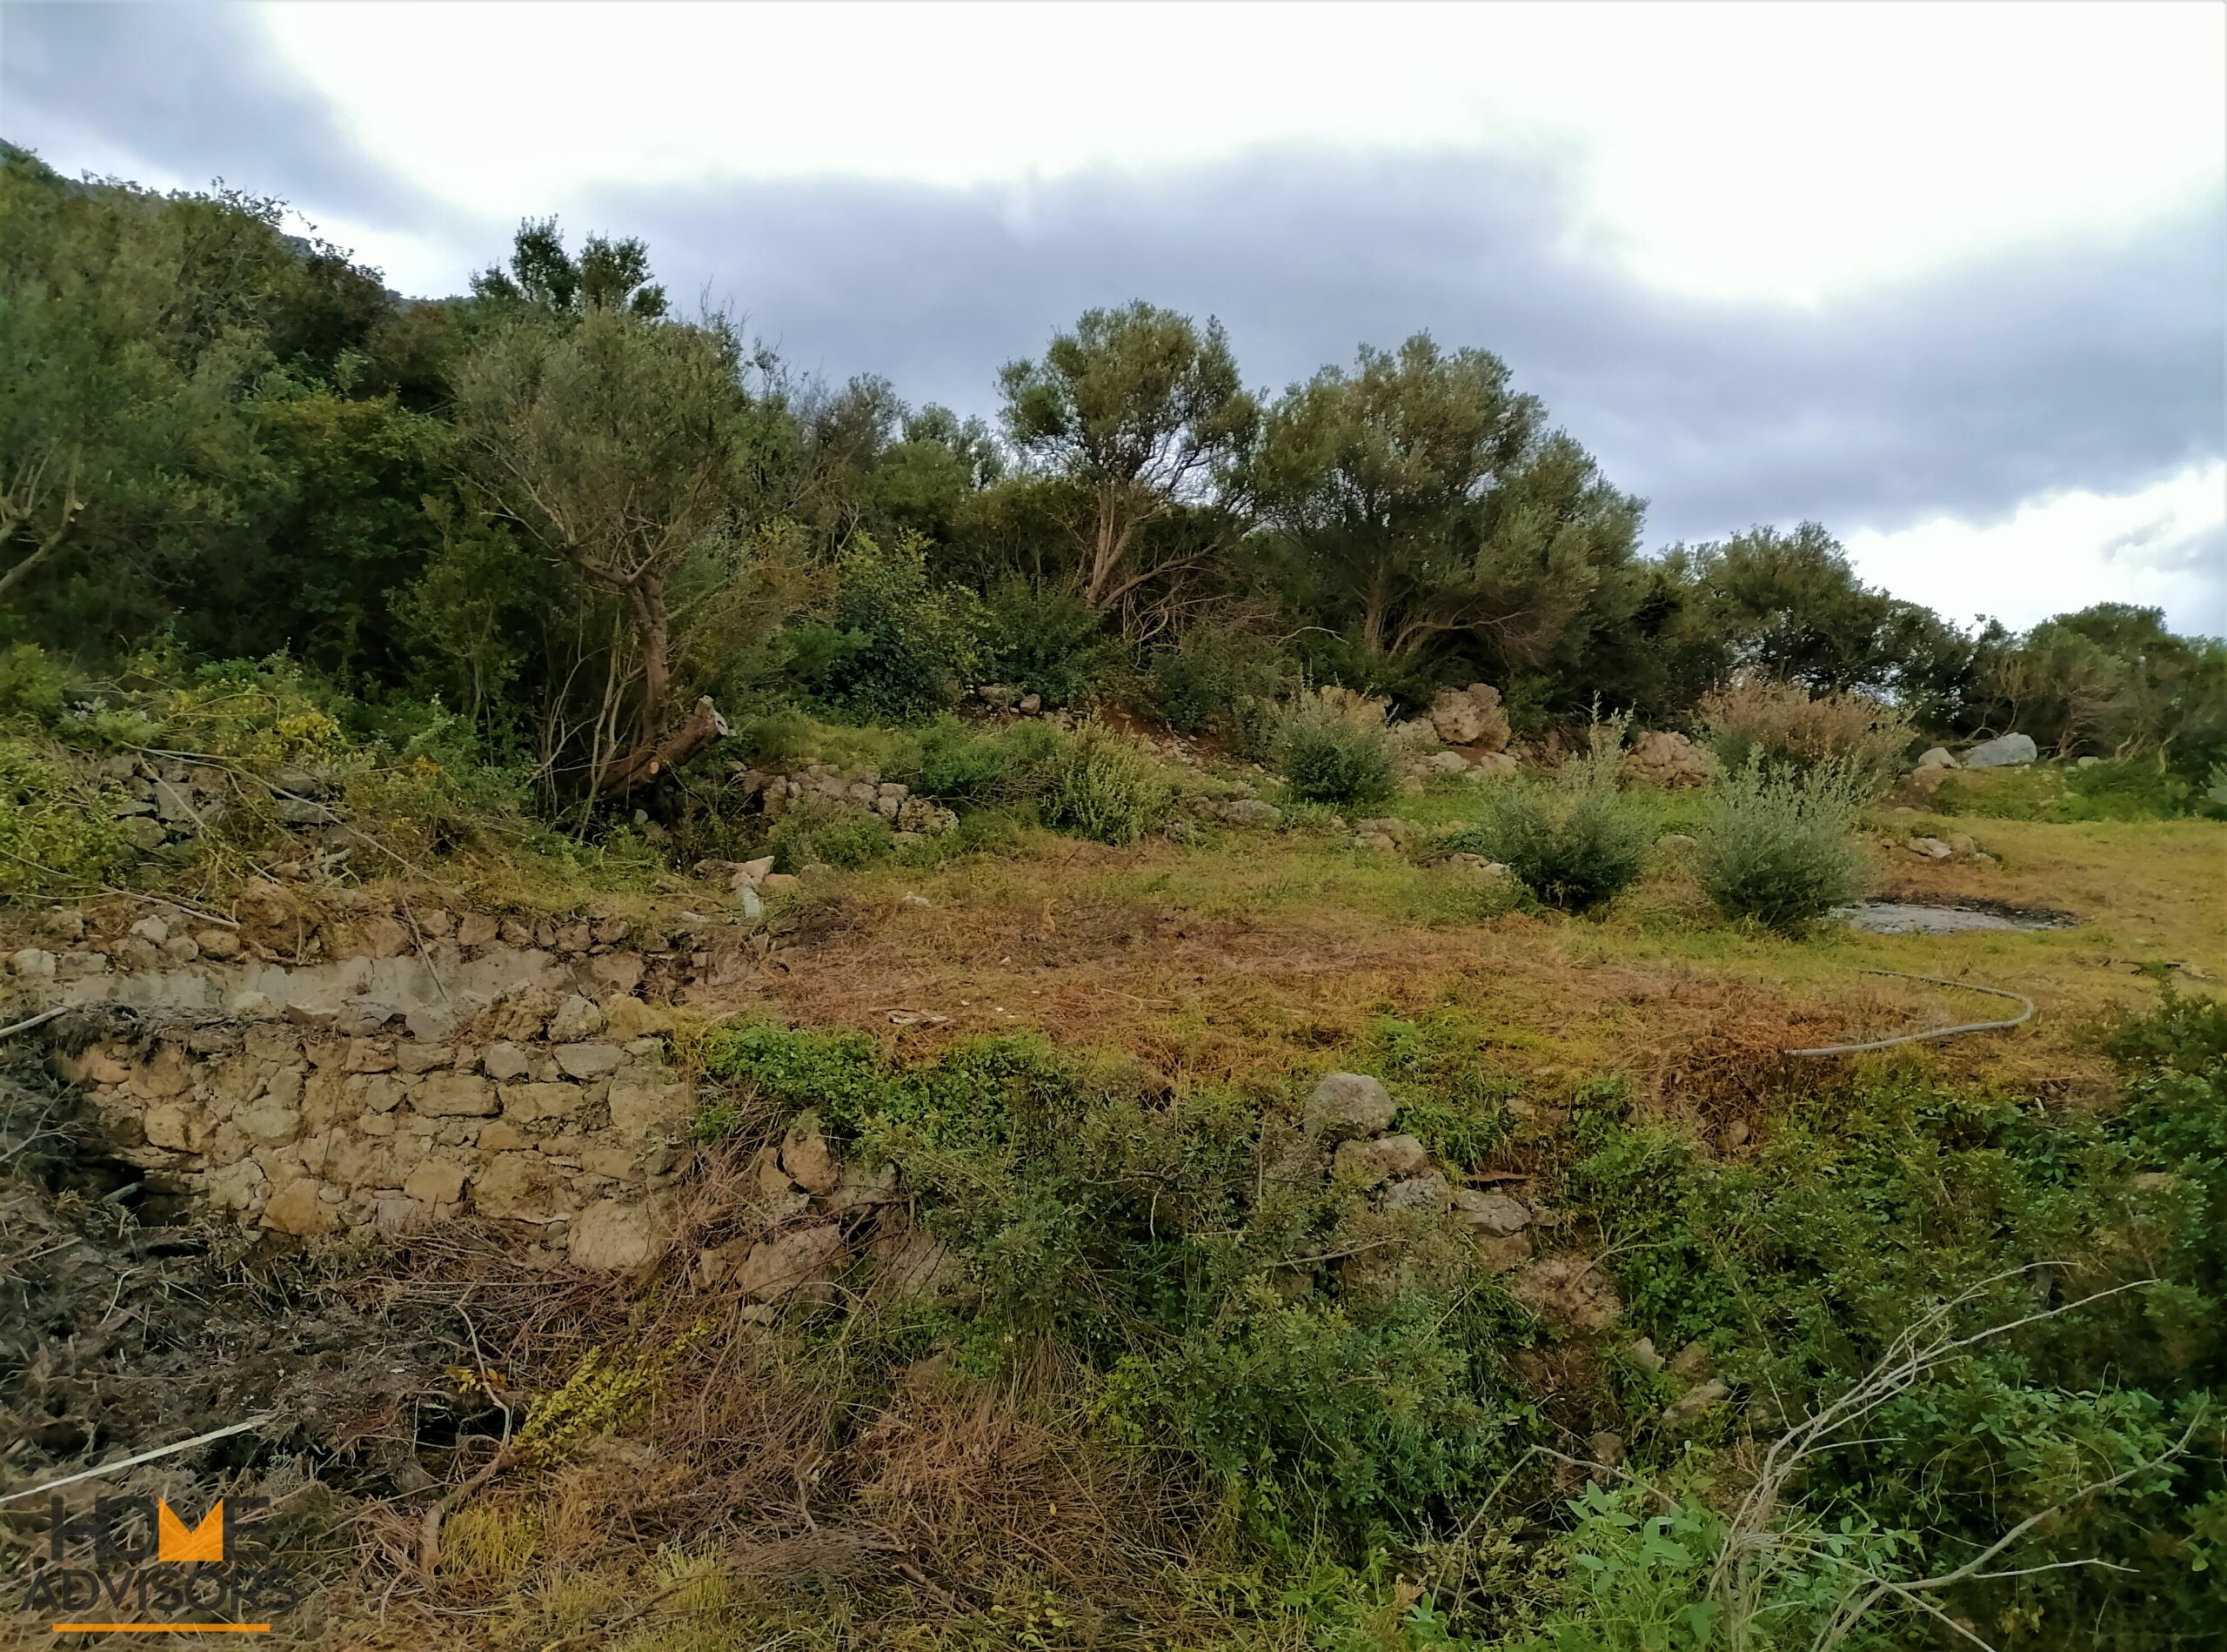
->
[1428, 684, 1511, 751]
[1963, 732, 2037, 769]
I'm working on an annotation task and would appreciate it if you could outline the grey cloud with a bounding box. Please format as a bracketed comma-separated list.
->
[614, 149, 2221, 553]
[0, 0, 460, 240]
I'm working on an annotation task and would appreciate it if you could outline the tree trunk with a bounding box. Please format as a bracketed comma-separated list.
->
[592, 572, 725, 794]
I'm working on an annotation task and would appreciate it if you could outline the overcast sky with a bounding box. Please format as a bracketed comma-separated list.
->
[5, 0, 2223, 636]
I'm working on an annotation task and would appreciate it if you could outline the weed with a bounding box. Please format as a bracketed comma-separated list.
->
[1700, 677, 1913, 793]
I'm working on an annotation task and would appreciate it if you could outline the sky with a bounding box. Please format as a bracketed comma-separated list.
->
[4, 0, 2223, 636]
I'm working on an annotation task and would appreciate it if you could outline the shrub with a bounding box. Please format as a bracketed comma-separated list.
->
[1697, 753, 1870, 930]
[911, 716, 1064, 806]
[1700, 676, 1913, 792]
[0, 645, 70, 727]
[792, 532, 981, 722]
[1274, 699, 1398, 806]
[766, 799, 893, 870]
[1450, 722, 1650, 910]
[1146, 625, 1288, 748]
[0, 739, 129, 894]
[1035, 725, 1174, 846]
[975, 579, 1122, 710]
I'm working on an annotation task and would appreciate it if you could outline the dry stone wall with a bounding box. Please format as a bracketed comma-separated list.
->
[37, 921, 706, 1270]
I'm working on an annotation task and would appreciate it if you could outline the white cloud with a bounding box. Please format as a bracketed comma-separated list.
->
[1843, 462, 2227, 637]
[259, 0, 2223, 304]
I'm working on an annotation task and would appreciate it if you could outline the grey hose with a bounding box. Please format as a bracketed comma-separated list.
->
[1784, 969, 2034, 1057]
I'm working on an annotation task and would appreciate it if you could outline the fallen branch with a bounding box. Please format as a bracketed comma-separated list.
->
[592, 696, 727, 795]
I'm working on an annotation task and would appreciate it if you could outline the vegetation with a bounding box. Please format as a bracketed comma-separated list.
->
[1452, 725, 1653, 910]
[0, 140, 2222, 1652]
[1275, 696, 1401, 806]
[1697, 754, 1872, 930]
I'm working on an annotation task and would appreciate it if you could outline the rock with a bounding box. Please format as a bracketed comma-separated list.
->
[736, 855, 774, 887]
[261, 1179, 337, 1236]
[1512, 1254, 1622, 1334]
[1428, 684, 1511, 750]
[1656, 833, 1696, 851]
[473, 1153, 572, 1222]
[1302, 1073, 1398, 1140]
[1588, 1430, 1627, 1468]
[1963, 732, 2037, 769]
[481, 1041, 533, 1081]
[1381, 1170, 1451, 1211]
[195, 929, 243, 960]
[567, 1199, 671, 1271]
[552, 1043, 625, 1080]
[608, 1080, 688, 1140]
[1628, 1336, 1665, 1372]
[161, 934, 199, 962]
[1214, 799, 1282, 828]
[277, 798, 336, 826]
[118, 819, 166, 852]
[1662, 1377, 1731, 1429]
[761, 872, 801, 894]
[1450, 1188, 1530, 1234]
[1916, 746, 1957, 770]
[41, 909, 84, 942]
[144, 1103, 195, 1152]
[457, 913, 499, 948]
[1017, 692, 1041, 716]
[1421, 750, 1470, 773]
[734, 1223, 846, 1302]
[547, 993, 605, 1042]
[825, 1160, 899, 1214]
[1333, 1134, 1432, 1186]
[129, 915, 171, 946]
[1621, 730, 1714, 788]
[335, 1000, 404, 1038]
[600, 998, 669, 1040]
[9, 947, 56, 979]
[404, 1160, 469, 1207]
[2077, 754, 2102, 769]
[896, 796, 958, 835]
[413, 1073, 498, 1117]
[779, 1115, 840, 1194]
[501, 1081, 585, 1122]
[1353, 831, 1397, 853]
[1669, 1341, 1716, 1383]
[900, 893, 931, 907]
[1906, 836, 1953, 859]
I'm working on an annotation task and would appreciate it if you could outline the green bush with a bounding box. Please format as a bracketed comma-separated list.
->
[766, 799, 893, 870]
[0, 739, 130, 894]
[974, 579, 1121, 710]
[910, 715, 1063, 805]
[1695, 753, 1870, 930]
[1146, 625, 1288, 748]
[1448, 726, 1650, 911]
[792, 532, 981, 722]
[0, 645, 71, 727]
[1274, 700, 1398, 806]
[1035, 725, 1174, 846]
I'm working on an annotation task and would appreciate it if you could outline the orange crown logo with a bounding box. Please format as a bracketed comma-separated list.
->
[157, 1498, 224, 1563]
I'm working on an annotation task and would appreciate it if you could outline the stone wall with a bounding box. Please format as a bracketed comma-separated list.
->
[46, 951, 697, 1270]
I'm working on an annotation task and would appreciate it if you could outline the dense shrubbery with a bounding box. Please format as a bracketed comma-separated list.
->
[1274, 699, 1399, 806]
[1697, 753, 1871, 929]
[10, 144, 2218, 816]
[684, 990, 2225, 1645]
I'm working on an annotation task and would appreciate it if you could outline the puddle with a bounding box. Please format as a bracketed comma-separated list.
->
[1836, 900, 2075, 936]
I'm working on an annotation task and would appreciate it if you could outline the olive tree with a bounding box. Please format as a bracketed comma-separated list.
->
[454, 305, 748, 791]
[1249, 334, 1641, 670]
[998, 301, 1257, 620]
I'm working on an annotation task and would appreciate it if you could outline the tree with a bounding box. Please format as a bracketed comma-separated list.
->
[471, 217, 669, 320]
[998, 301, 1257, 622]
[454, 305, 749, 791]
[1248, 334, 1642, 671]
